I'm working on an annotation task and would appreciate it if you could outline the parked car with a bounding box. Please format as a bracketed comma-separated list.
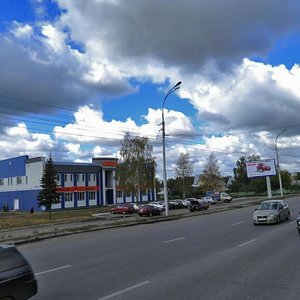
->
[110, 204, 135, 214]
[252, 200, 290, 225]
[127, 203, 140, 212]
[169, 200, 182, 209]
[148, 201, 165, 211]
[200, 196, 217, 205]
[188, 199, 209, 212]
[0, 244, 38, 300]
[137, 205, 162, 217]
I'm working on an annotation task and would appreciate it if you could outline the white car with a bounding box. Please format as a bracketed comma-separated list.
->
[200, 196, 217, 204]
[148, 201, 165, 211]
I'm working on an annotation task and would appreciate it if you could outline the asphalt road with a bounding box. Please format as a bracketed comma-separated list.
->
[20, 196, 300, 300]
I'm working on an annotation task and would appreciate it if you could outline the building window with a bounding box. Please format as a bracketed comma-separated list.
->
[88, 174, 96, 182]
[26, 176, 28, 184]
[17, 177, 22, 185]
[0, 179, 4, 186]
[64, 174, 67, 182]
[124, 190, 131, 197]
[116, 191, 122, 198]
[70, 174, 73, 181]
[65, 193, 73, 202]
[76, 174, 79, 181]
[88, 192, 96, 200]
[78, 192, 85, 201]
[57, 174, 61, 184]
[82, 174, 85, 181]
[140, 189, 147, 196]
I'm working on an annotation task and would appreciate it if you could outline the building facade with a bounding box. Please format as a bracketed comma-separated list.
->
[0, 155, 156, 211]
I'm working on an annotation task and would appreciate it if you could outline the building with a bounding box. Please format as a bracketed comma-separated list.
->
[0, 155, 156, 211]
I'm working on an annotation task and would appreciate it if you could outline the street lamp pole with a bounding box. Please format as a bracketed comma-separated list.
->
[275, 128, 287, 197]
[162, 81, 181, 217]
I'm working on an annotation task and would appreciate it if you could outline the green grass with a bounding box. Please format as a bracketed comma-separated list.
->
[0, 206, 111, 230]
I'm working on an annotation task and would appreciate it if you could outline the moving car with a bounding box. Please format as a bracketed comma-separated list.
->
[297, 213, 300, 234]
[137, 205, 162, 217]
[0, 244, 38, 300]
[200, 196, 217, 205]
[188, 199, 209, 212]
[110, 204, 135, 214]
[252, 200, 290, 225]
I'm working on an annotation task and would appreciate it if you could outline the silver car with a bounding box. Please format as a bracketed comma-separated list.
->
[252, 200, 290, 225]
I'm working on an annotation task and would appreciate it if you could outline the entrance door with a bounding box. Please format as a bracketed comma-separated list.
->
[106, 189, 114, 204]
[14, 199, 19, 210]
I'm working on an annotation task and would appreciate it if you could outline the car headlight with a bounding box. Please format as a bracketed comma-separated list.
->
[297, 220, 300, 226]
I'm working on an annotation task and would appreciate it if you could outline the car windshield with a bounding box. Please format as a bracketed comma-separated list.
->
[260, 202, 278, 210]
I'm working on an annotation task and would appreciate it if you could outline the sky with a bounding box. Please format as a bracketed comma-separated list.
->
[1, 0, 300, 179]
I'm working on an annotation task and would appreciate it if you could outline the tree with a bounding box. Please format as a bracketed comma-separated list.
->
[233, 155, 260, 191]
[200, 153, 222, 191]
[116, 133, 156, 201]
[37, 155, 60, 220]
[174, 152, 194, 199]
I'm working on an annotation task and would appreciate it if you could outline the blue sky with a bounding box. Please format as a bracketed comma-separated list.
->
[1, 0, 300, 178]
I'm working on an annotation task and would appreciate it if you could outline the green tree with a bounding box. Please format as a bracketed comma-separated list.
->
[37, 155, 60, 220]
[116, 133, 156, 201]
[200, 153, 222, 191]
[233, 155, 260, 191]
[174, 152, 194, 199]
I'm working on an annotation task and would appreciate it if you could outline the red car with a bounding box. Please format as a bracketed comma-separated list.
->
[110, 204, 134, 214]
[137, 205, 162, 217]
[257, 163, 271, 172]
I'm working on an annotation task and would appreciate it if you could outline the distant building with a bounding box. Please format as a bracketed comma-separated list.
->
[191, 174, 226, 191]
[0, 155, 156, 211]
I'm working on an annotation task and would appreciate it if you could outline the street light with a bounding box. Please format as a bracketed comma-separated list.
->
[162, 81, 181, 217]
[275, 128, 287, 197]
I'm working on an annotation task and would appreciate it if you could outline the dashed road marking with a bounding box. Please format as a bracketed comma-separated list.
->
[35, 265, 71, 276]
[97, 281, 150, 300]
[237, 238, 257, 248]
[164, 237, 186, 243]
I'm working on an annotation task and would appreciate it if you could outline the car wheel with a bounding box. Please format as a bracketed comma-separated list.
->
[277, 216, 281, 224]
[208, 201, 212, 205]
[149, 212, 153, 217]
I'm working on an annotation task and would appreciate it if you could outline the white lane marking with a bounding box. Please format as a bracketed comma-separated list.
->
[97, 281, 150, 300]
[232, 221, 245, 226]
[164, 237, 186, 243]
[237, 238, 257, 248]
[35, 265, 71, 276]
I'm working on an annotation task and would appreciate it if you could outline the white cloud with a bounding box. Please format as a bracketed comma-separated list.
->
[11, 22, 33, 39]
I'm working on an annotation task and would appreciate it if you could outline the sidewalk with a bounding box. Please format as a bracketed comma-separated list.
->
[0, 197, 263, 245]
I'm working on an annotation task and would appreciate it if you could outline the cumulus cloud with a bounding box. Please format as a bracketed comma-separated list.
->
[1, 0, 300, 176]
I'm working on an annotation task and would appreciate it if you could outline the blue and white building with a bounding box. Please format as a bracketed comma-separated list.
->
[0, 155, 156, 211]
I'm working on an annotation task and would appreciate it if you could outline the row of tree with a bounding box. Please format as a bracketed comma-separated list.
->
[37, 133, 295, 219]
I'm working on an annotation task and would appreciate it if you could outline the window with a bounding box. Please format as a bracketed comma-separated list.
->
[88, 192, 96, 200]
[124, 190, 131, 197]
[0, 179, 4, 186]
[78, 192, 85, 201]
[57, 174, 61, 183]
[140, 189, 147, 196]
[116, 191, 122, 198]
[82, 174, 85, 181]
[65, 193, 73, 202]
[17, 177, 22, 185]
[70, 174, 73, 181]
[88, 174, 96, 182]
[64, 174, 67, 182]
